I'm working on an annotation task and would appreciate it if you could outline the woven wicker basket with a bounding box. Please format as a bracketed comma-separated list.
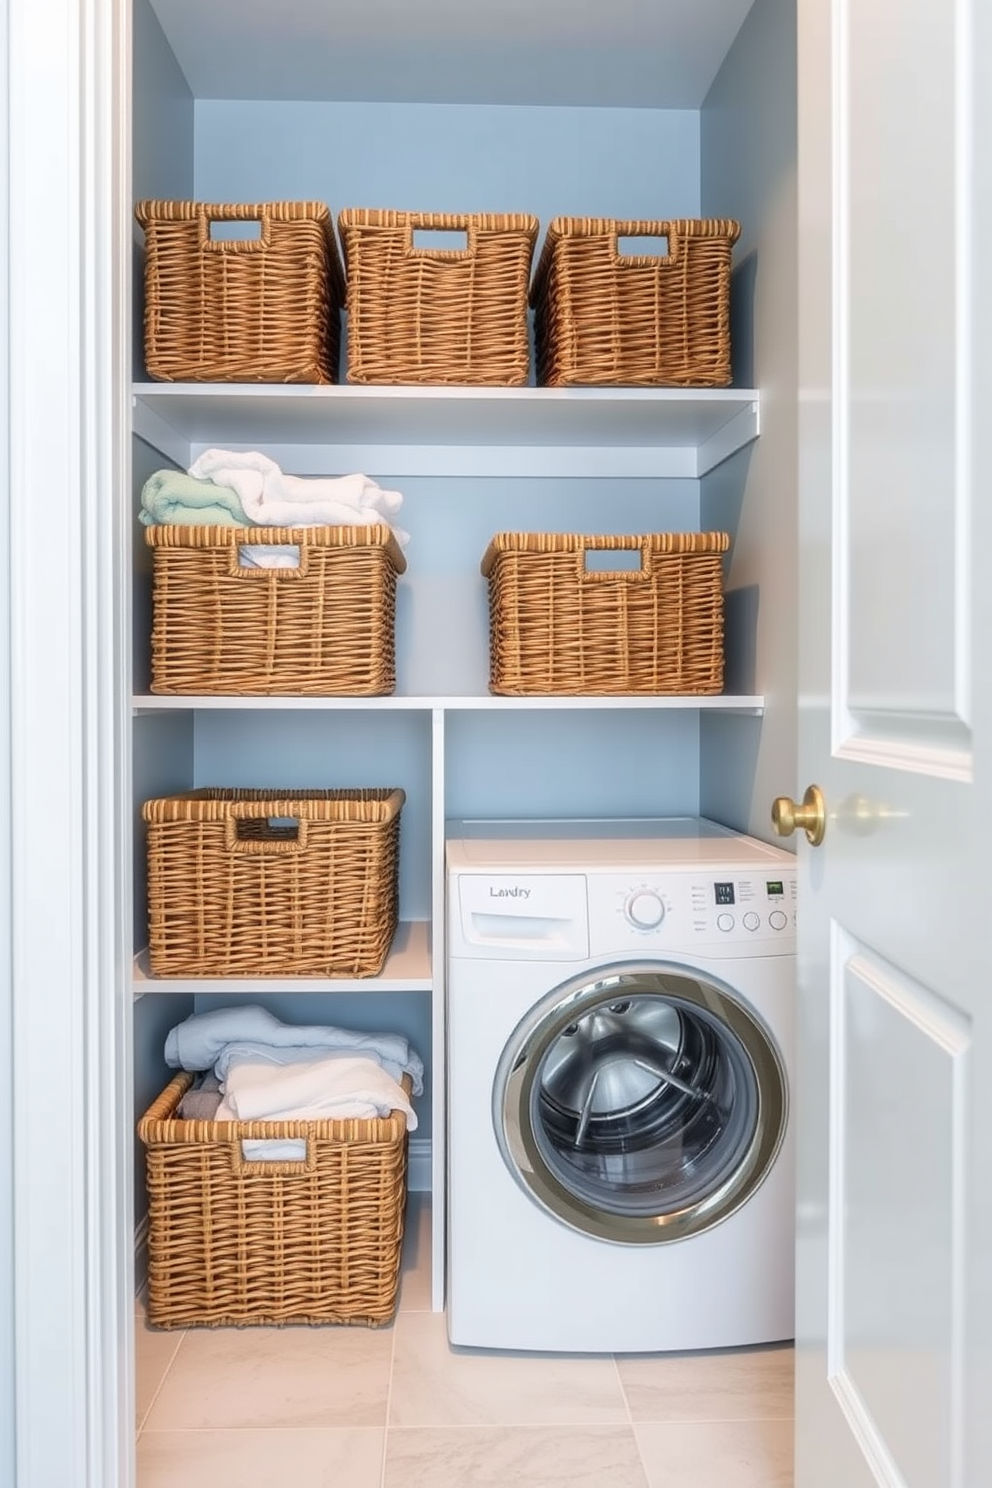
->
[145, 524, 406, 697]
[482, 531, 730, 696]
[142, 788, 405, 977]
[338, 208, 539, 385]
[531, 218, 740, 387]
[138, 1070, 409, 1328]
[134, 200, 345, 383]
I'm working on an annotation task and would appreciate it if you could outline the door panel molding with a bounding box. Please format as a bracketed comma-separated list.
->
[828, 926, 969, 1488]
[831, 0, 973, 765]
[836, 725, 972, 784]
[828, 1370, 914, 1488]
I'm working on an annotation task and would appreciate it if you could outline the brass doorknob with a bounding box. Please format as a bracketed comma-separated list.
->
[771, 784, 826, 846]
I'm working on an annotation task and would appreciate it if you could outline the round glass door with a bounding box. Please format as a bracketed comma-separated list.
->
[495, 965, 788, 1244]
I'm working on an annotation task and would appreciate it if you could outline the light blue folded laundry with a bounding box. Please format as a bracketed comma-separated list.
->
[139, 468, 250, 527]
[164, 1004, 425, 1096]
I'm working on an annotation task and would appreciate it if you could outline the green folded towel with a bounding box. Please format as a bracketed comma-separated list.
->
[139, 469, 250, 526]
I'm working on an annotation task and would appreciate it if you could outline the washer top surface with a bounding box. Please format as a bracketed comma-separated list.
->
[446, 816, 795, 872]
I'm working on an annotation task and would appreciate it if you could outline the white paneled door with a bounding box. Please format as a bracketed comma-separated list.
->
[794, 3, 992, 1487]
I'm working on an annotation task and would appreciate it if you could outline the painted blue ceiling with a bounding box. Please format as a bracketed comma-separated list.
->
[147, 0, 758, 108]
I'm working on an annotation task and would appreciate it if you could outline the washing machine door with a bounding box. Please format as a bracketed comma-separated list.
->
[494, 964, 788, 1245]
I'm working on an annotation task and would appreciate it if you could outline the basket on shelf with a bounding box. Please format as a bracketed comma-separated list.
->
[482, 531, 730, 696]
[142, 787, 405, 978]
[134, 199, 345, 383]
[145, 523, 406, 697]
[138, 1069, 410, 1328]
[530, 218, 741, 387]
[338, 208, 539, 385]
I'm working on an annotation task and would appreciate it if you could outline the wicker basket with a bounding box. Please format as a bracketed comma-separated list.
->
[145, 524, 406, 697]
[142, 788, 405, 977]
[482, 531, 730, 696]
[338, 208, 539, 385]
[134, 200, 345, 383]
[531, 218, 740, 387]
[138, 1070, 410, 1327]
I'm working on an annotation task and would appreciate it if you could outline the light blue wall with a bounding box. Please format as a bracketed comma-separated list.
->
[699, 0, 798, 842]
[192, 101, 701, 224]
[446, 711, 700, 821]
[132, 0, 193, 201]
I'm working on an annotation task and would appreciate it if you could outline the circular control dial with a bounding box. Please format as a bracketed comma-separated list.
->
[769, 910, 788, 931]
[624, 889, 666, 930]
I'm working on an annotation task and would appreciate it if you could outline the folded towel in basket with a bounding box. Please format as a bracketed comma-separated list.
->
[164, 1004, 425, 1097]
[139, 469, 395, 568]
[188, 448, 410, 546]
[214, 1051, 418, 1161]
[139, 469, 250, 527]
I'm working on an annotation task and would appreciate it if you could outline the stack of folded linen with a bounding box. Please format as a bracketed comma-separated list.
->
[140, 447, 409, 566]
[167, 1004, 423, 1160]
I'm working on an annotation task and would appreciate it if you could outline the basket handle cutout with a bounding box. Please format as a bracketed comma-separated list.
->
[617, 233, 670, 258]
[198, 205, 271, 252]
[228, 1137, 319, 1175]
[223, 815, 309, 854]
[409, 225, 472, 257]
[581, 545, 651, 580]
[231, 542, 308, 577]
[209, 219, 262, 242]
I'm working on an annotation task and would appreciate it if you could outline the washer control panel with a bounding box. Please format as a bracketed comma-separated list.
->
[589, 869, 798, 957]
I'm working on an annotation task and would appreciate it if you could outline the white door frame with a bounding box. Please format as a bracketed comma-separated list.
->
[795, 1, 992, 1484]
[4, 0, 132, 1484]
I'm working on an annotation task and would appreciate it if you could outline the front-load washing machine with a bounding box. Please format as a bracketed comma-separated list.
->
[445, 817, 797, 1353]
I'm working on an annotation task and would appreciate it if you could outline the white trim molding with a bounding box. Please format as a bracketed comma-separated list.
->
[0, 0, 16, 1479]
[6, 0, 131, 1484]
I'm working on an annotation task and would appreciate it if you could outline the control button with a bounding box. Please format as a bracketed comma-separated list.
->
[743, 912, 760, 932]
[716, 912, 735, 932]
[624, 889, 665, 930]
[769, 910, 788, 931]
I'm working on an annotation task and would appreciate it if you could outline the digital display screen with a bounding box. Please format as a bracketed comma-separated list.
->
[714, 882, 735, 905]
[766, 880, 784, 897]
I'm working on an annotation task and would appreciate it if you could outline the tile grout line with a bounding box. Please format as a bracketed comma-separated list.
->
[613, 1354, 653, 1488]
[381, 1305, 399, 1488]
[612, 1353, 635, 1428]
[134, 1322, 188, 1436]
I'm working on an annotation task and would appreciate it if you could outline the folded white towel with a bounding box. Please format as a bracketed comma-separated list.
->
[215, 1052, 417, 1160]
[164, 1004, 424, 1096]
[188, 448, 409, 546]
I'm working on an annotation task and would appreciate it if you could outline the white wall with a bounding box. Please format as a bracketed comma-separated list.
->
[698, 0, 798, 843]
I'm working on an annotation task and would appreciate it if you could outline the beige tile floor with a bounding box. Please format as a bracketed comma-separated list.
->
[136, 1195, 795, 1488]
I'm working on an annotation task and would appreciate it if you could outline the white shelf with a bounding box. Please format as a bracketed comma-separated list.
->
[132, 919, 433, 995]
[133, 693, 765, 715]
[132, 383, 760, 479]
